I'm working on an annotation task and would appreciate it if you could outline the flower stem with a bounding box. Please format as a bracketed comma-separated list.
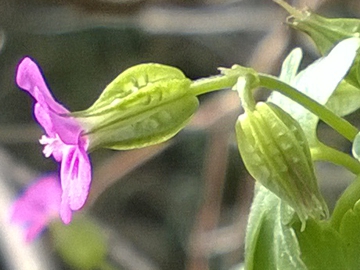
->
[273, 0, 304, 19]
[189, 71, 359, 142]
[258, 74, 359, 142]
[311, 142, 360, 175]
[189, 74, 238, 96]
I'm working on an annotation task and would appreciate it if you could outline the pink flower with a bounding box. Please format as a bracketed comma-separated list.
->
[10, 175, 61, 242]
[16, 57, 91, 224]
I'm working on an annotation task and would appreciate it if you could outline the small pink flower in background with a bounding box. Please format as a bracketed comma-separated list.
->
[10, 175, 61, 242]
[16, 57, 92, 224]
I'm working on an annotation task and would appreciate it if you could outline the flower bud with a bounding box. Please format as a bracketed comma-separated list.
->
[276, 0, 360, 87]
[236, 102, 328, 229]
[74, 63, 199, 150]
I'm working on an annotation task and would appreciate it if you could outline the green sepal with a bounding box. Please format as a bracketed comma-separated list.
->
[84, 63, 189, 115]
[74, 63, 199, 150]
[236, 102, 328, 228]
[88, 95, 198, 150]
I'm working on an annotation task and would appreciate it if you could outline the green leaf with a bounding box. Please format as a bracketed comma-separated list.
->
[339, 201, 360, 269]
[331, 175, 360, 231]
[268, 37, 360, 145]
[326, 81, 360, 117]
[244, 184, 307, 270]
[293, 219, 348, 270]
[279, 48, 303, 84]
[330, 175, 360, 269]
[245, 185, 349, 270]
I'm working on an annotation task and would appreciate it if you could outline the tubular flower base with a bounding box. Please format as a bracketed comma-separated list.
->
[10, 175, 61, 242]
[16, 57, 92, 224]
[236, 102, 328, 229]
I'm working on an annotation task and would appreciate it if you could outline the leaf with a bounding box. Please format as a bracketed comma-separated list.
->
[326, 81, 360, 117]
[331, 175, 360, 231]
[293, 219, 348, 270]
[245, 185, 350, 270]
[244, 184, 307, 270]
[330, 175, 360, 269]
[279, 48, 303, 84]
[268, 37, 360, 146]
[339, 201, 360, 269]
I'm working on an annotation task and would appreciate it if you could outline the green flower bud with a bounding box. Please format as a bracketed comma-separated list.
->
[275, 0, 360, 87]
[75, 63, 199, 150]
[236, 102, 328, 229]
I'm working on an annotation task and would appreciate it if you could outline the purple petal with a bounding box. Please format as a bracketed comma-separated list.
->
[25, 221, 47, 243]
[34, 103, 56, 138]
[10, 175, 62, 242]
[34, 102, 82, 145]
[16, 57, 68, 115]
[18, 58, 83, 144]
[60, 198, 72, 224]
[60, 145, 91, 211]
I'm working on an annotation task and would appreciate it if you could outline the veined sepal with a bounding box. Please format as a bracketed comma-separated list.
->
[73, 63, 199, 150]
[236, 101, 328, 230]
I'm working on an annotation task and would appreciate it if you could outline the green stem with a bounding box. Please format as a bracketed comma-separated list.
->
[273, 0, 304, 19]
[259, 74, 359, 142]
[311, 142, 360, 175]
[189, 71, 359, 142]
[189, 74, 238, 96]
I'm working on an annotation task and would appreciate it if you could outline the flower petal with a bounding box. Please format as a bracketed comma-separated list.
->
[10, 175, 62, 242]
[34, 103, 56, 138]
[25, 221, 48, 243]
[60, 198, 72, 224]
[20, 58, 83, 144]
[16, 57, 68, 115]
[60, 145, 92, 212]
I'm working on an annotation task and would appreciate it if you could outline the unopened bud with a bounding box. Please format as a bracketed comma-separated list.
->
[236, 102, 328, 229]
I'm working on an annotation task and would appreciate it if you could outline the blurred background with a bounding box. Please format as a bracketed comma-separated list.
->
[0, 0, 359, 269]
